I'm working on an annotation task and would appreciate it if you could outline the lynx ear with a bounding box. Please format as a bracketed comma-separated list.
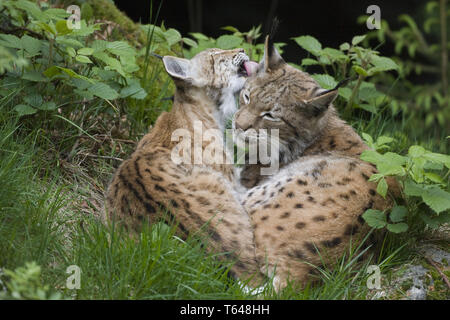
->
[305, 89, 338, 117]
[162, 56, 192, 81]
[262, 35, 285, 72]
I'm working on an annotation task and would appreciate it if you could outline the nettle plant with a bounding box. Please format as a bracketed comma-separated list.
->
[359, 0, 450, 127]
[0, 0, 146, 117]
[360, 134, 450, 233]
[183, 25, 286, 61]
[293, 34, 399, 118]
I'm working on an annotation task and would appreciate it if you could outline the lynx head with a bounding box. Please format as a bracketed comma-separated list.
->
[162, 48, 258, 122]
[233, 36, 339, 163]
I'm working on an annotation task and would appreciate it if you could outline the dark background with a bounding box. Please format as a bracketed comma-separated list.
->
[114, 0, 426, 63]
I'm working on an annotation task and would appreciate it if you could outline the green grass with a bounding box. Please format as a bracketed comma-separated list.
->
[0, 97, 445, 300]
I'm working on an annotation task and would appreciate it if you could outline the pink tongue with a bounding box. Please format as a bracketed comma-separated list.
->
[243, 61, 259, 76]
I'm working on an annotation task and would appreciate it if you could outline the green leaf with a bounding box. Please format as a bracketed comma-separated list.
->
[75, 55, 93, 64]
[376, 178, 388, 198]
[20, 35, 42, 56]
[360, 150, 384, 165]
[301, 58, 319, 66]
[424, 172, 444, 184]
[390, 206, 407, 223]
[24, 94, 43, 108]
[421, 186, 450, 214]
[362, 209, 387, 228]
[376, 136, 394, 146]
[292, 35, 322, 55]
[353, 65, 368, 76]
[55, 20, 72, 36]
[422, 152, 450, 169]
[164, 28, 182, 46]
[189, 32, 209, 41]
[77, 48, 94, 56]
[339, 42, 350, 51]
[420, 211, 450, 229]
[66, 47, 76, 57]
[404, 180, 425, 197]
[387, 223, 408, 233]
[408, 145, 426, 158]
[369, 55, 399, 72]
[359, 103, 377, 114]
[216, 35, 242, 49]
[14, 104, 37, 116]
[38, 101, 57, 111]
[182, 37, 198, 47]
[0, 34, 22, 49]
[352, 35, 366, 45]
[311, 74, 337, 89]
[87, 82, 119, 100]
[22, 71, 46, 82]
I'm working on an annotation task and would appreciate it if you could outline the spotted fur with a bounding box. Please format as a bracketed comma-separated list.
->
[234, 37, 401, 290]
[106, 48, 264, 284]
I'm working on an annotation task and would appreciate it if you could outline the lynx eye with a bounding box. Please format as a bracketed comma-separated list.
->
[242, 90, 250, 104]
[261, 112, 281, 122]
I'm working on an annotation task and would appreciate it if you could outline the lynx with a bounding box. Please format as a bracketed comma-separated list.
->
[233, 37, 400, 290]
[105, 48, 263, 283]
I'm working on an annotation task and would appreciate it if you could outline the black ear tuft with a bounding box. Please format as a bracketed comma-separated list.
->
[263, 19, 285, 72]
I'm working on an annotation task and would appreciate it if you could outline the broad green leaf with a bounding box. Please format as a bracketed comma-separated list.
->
[376, 136, 394, 146]
[21, 35, 42, 56]
[361, 132, 374, 145]
[387, 223, 408, 233]
[376, 178, 388, 198]
[311, 74, 337, 89]
[24, 94, 43, 108]
[87, 82, 118, 100]
[55, 20, 72, 36]
[301, 58, 319, 66]
[164, 28, 182, 46]
[360, 150, 384, 165]
[75, 55, 93, 64]
[14, 104, 37, 116]
[421, 186, 450, 214]
[424, 172, 444, 184]
[22, 71, 46, 82]
[390, 206, 407, 223]
[404, 180, 425, 197]
[216, 35, 242, 49]
[353, 65, 368, 76]
[182, 37, 198, 47]
[66, 47, 76, 57]
[420, 211, 450, 229]
[189, 32, 209, 41]
[359, 103, 377, 114]
[338, 87, 352, 100]
[339, 42, 350, 51]
[292, 35, 322, 55]
[408, 145, 426, 158]
[38, 101, 57, 111]
[0, 34, 22, 49]
[352, 35, 366, 45]
[77, 48, 94, 56]
[422, 152, 450, 169]
[362, 209, 387, 228]
[370, 55, 399, 72]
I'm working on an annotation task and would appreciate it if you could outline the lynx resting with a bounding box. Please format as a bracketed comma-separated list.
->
[233, 37, 400, 290]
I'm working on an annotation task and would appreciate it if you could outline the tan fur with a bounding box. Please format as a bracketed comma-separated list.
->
[234, 37, 400, 290]
[105, 48, 264, 284]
